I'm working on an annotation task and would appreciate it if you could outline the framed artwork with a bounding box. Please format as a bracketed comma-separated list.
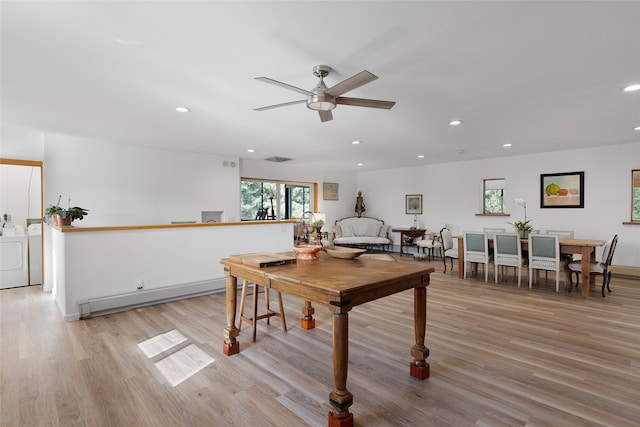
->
[323, 182, 339, 200]
[540, 171, 584, 208]
[406, 194, 422, 214]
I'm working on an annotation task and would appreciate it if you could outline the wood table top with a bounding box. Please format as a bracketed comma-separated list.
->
[221, 251, 435, 310]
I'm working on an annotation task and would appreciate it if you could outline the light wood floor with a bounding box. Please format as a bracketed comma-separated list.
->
[2, 256, 639, 427]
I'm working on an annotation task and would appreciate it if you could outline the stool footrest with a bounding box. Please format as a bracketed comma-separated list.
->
[239, 280, 287, 342]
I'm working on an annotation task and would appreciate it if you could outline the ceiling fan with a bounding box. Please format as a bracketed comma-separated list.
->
[254, 65, 396, 122]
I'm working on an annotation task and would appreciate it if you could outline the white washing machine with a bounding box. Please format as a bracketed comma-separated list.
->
[28, 223, 42, 285]
[0, 225, 29, 289]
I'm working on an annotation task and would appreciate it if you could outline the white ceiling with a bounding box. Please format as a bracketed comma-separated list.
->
[2, 1, 639, 171]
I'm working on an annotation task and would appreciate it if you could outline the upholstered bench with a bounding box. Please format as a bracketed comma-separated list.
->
[332, 216, 391, 251]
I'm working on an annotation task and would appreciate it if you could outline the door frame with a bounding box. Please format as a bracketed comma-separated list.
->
[1, 158, 44, 289]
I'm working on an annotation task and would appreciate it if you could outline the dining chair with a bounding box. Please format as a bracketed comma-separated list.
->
[545, 230, 581, 283]
[493, 233, 523, 287]
[440, 227, 458, 274]
[528, 233, 563, 292]
[239, 279, 287, 342]
[463, 231, 490, 282]
[483, 227, 506, 235]
[417, 229, 443, 260]
[545, 230, 574, 238]
[545, 230, 579, 263]
[568, 235, 618, 297]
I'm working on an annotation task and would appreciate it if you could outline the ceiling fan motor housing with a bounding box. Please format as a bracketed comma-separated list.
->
[308, 65, 336, 110]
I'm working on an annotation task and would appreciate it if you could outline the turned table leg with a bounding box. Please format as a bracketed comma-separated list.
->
[301, 300, 316, 330]
[410, 286, 430, 379]
[222, 270, 240, 355]
[328, 312, 353, 427]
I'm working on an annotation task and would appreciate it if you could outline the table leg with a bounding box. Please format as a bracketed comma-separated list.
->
[410, 286, 430, 380]
[580, 246, 592, 299]
[399, 235, 405, 256]
[222, 271, 240, 355]
[328, 312, 353, 427]
[301, 300, 316, 330]
[457, 241, 464, 278]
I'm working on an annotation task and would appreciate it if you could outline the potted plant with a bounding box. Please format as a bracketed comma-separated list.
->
[313, 219, 325, 233]
[509, 198, 532, 237]
[509, 219, 533, 238]
[45, 195, 89, 226]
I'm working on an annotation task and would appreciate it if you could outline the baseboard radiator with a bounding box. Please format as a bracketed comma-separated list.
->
[77, 278, 226, 319]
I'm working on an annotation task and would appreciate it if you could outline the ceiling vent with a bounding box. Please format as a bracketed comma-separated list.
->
[264, 156, 292, 163]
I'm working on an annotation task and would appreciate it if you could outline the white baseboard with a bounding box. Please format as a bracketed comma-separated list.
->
[611, 265, 640, 278]
[76, 278, 226, 320]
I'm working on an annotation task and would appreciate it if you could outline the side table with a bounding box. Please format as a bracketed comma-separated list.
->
[392, 228, 426, 256]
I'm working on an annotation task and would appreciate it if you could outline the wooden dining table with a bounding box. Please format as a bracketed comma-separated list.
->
[456, 236, 605, 298]
[220, 251, 435, 427]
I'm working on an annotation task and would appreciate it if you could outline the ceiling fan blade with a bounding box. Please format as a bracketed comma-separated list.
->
[325, 70, 378, 97]
[254, 99, 306, 111]
[319, 110, 333, 122]
[336, 97, 396, 109]
[255, 77, 313, 96]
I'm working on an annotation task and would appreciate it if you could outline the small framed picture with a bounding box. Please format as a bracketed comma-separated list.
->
[406, 194, 422, 214]
[323, 182, 339, 200]
[540, 171, 584, 208]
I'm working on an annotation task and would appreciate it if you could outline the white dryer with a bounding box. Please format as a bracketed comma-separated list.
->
[28, 223, 42, 285]
[0, 225, 29, 289]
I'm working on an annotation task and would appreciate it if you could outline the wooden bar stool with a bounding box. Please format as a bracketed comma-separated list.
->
[238, 279, 287, 342]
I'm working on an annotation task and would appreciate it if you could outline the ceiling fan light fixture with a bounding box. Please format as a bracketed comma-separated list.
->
[307, 94, 336, 111]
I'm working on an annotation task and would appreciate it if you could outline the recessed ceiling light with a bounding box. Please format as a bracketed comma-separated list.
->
[417, 154, 425, 158]
[623, 84, 640, 92]
[357, 162, 364, 166]
[634, 126, 640, 131]
[449, 119, 462, 126]
[175, 107, 190, 112]
[351, 140, 361, 145]
[247, 149, 255, 153]
[503, 143, 513, 147]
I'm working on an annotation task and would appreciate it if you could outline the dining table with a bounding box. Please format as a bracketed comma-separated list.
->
[220, 251, 435, 427]
[456, 235, 605, 298]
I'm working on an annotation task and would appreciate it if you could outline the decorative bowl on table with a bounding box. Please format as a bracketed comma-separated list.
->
[323, 246, 366, 259]
[403, 235, 415, 245]
[293, 244, 322, 260]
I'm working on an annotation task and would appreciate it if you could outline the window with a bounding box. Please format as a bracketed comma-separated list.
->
[632, 170, 640, 222]
[483, 178, 505, 214]
[241, 179, 314, 221]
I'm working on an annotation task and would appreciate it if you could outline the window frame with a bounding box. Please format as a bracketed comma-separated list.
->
[482, 178, 506, 215]
[632, 169, 640, 222]
[240, 177, 318, 221]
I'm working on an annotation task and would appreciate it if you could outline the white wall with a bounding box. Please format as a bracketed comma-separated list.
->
[51, 222, 294, 320]
[43, 135, 241, 226]
[357, 142, 640, 268]
[0, 126, 44, 160]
